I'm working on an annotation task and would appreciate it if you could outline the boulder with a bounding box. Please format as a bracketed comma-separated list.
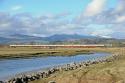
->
[0, 81, 4, 83]
[48, 81, 56, 83]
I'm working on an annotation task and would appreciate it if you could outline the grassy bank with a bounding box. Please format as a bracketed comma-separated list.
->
[0, 47, 93, 59]
[30, 47, 125, 83]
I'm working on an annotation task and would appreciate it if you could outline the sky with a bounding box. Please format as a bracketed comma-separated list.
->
[0, 0, 125, 39]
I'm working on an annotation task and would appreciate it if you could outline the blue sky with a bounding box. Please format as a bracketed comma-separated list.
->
[0, 0, 117, 15]
[0, 0, 89, 15]
[0, 0, 125, 39]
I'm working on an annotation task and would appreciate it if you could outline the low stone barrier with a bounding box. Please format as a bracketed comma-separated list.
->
[0, 53, 118, 83]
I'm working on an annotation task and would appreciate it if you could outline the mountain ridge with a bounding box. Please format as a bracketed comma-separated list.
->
[0, 34, 124, 45]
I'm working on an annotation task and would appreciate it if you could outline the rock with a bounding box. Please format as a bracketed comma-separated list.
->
[0, 81, 4, 83]
[48, 81, 56, 83]
[21, 75, 29, 83]
[116, 80, 124, 83]
[7, 78, 16, 83]
[42, 72, 48, 78]
[2, 55, 115, 83]
[15, 78, 23, 83]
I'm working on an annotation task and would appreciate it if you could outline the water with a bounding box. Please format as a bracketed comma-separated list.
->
[0, 52, 110, 80]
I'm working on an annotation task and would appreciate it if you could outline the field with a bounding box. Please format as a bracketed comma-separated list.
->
[0, 47, 125, 83]
[0, 47, 92, 59]
[29, 47, 125, 83]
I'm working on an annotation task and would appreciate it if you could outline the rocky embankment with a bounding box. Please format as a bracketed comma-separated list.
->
[0, 53, 119, 83]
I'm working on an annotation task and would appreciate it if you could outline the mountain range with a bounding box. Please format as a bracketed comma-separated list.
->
[0, 34, 125, 45]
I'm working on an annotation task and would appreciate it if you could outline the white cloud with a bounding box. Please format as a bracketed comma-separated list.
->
[11, 5, 22, 11]
[91, 29, 113, 38]
[113, 0, 125, 23]
[116, 15, 125, 23]
[84, 0, 107, 16]
[115, 0, 125, 12]
[0, 23, 10, 28]
[0, 12, 74, 37]
[0, 0, 125, 39]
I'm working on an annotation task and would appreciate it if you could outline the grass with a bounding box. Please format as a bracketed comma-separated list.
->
[0, 47, 92, 59]
[30, 47, 125, 83]
[1, 47, 125, 83]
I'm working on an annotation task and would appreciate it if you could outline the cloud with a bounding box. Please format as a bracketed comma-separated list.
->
[76, 0, 107, 25]
[91, 28, 113, 38]
[115, 15, 125, 23]
[0, 0, 125, 39]
[0, 12, 73, 37]
[115, 0, 125, 12]
[11, 5, 22, 11]
[83, 0, 107, 17]
[114, 0, 125, 23]
[77, 0, 125, 24]
[74, 0, 125, 39]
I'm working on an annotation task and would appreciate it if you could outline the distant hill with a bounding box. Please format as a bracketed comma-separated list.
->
[0, 34, 125, 45]
[0, 34, 45, 44]
[0, 37, 13, 44]
[8, 34, 43, 40]
[43, 34, 98, 42]
[0, 34, 98, 44]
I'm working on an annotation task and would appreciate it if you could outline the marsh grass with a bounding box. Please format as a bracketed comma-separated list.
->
[30, 47, 125, 83]
[0, 47, 92, 59]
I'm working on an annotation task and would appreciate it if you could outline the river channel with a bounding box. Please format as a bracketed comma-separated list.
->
[0, 52, 110, 80]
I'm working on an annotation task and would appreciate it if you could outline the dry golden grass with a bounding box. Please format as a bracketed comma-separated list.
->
[0, 47, 92, 58]
[30, 47, 125, 83]
[1, 46, 125, 83]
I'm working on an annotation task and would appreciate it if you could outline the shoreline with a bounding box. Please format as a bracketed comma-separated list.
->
[0, 47, 93, 59]
[1, 52, 115, 83]
[0, 47, 124, 83]
[30, 47, 125, 83]
[0, 52, 93, 59]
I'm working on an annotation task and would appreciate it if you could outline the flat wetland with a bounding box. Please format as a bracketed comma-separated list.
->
[0, 47, 125, 83]
[30, 47, 125, 83]
[0, 47, 93, 59]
